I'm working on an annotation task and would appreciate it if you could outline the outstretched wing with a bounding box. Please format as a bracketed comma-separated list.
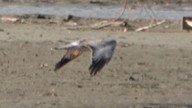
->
[88, 39, 117, 76]
[54, 41, 80, 50]
[54, 48, 82, 71]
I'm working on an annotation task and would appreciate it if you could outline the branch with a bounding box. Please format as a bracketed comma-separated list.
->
[135, 20, 166, 32]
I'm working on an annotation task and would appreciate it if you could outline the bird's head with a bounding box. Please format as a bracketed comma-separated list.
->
[79, 39, 87, 44]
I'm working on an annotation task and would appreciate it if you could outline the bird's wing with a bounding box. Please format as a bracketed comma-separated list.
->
[54, 41, 81, 50]
[54, 48, 82, 71]
[88, 39, 117, 76]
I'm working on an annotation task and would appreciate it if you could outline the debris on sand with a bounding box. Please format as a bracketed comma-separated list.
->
[135, 20, 166, 32]
[42, 88, 57, 97]
[40, 63, 48, 68]
[0, 16, 20, 23]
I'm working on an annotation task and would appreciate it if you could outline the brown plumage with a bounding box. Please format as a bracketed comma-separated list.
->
[54, 48, 82, 71]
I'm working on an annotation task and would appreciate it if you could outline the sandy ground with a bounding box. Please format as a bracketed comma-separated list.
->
[0, 22, 192, 108]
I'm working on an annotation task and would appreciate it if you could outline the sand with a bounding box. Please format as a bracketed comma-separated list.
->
[0, 21, 192, 108]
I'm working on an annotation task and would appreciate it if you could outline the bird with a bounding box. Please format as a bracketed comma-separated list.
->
[54, 38, 117, 76]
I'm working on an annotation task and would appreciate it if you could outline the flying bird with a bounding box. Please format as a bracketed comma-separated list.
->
[54, 38, 117, 76]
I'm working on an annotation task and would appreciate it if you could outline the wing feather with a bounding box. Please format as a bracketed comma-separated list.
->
[54, 49, 82, 71]
[88, 39, 117, 76]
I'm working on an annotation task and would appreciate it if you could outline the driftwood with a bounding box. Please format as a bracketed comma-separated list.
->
[0, 16, 20, 23]
[182, 17, 192, 31]
[135, 20, 166, 32]
[185, 19, 192, 27]
[67, 0, 128, 30]
[90, 20, 127, 29]
[67, 20, 127, 30]
[91, 0, 128, 29]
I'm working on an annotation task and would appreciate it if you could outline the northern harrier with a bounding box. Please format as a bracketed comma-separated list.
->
[54, 39, 117, 76]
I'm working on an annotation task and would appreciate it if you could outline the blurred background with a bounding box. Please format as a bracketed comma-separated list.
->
[0, 0, 192, 21]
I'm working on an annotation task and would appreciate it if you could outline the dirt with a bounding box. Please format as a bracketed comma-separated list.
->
[0, 20, 192, 108]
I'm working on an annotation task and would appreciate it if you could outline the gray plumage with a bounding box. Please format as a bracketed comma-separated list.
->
[54, 38, 117, 76]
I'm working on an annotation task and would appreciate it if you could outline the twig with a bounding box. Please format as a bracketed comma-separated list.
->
[135, 20, 166, 32]
[113, 0, 128, 21]
[90, 0, 128, 29]
[67, 0, 128, 30]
